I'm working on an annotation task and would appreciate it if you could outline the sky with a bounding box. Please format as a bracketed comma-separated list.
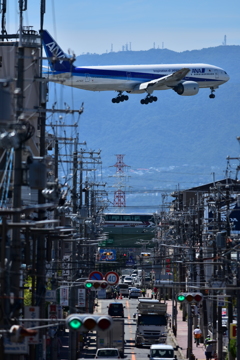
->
[6, 0, 240, 55]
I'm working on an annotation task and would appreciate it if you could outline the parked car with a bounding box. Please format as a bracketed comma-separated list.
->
[108, 302, 125, 317]
[129, 288, 142, 299]
[95, 348, 121, 359]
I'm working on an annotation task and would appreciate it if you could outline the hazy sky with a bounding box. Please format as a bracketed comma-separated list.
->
[7, 0, 240, 55]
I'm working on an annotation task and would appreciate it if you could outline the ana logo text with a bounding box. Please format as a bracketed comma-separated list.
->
[46, 41, 65, 64]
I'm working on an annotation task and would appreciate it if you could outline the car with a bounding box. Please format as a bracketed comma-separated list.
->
[133, 276, 142, 287]
[123, 276, 133, 285]
[95, 348, 121, 359]
[108, 302, 125, 317]
[128, 286, 135, 292]
[131, 273, 138, 279]
[129, 288, 142, 299]
[117, 284, 129, 297]
[148, 344, 176, 360]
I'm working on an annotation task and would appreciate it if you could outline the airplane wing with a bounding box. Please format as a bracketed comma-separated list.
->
[138, 68, 190, 91]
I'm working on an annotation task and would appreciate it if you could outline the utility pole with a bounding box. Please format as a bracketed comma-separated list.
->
[9, 2, 25, 359]
[35, 2, 47, 359]
[69, 139, 78, 360]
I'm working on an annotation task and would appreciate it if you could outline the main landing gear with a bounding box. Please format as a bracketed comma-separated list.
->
[209, 87, 216, 99]
[112, 92, 129, 103]
[140, 95, 158, 104]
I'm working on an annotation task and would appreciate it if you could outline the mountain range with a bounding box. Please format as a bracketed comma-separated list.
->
[47, 45, 240, 212]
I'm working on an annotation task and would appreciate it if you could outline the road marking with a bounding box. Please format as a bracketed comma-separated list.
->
[131, 343, 136, 360]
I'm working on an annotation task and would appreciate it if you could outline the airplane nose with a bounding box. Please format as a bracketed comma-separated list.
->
[225, 73, 230, 82]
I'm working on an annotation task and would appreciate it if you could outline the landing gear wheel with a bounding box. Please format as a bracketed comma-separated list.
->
[209, 94, 215, 99]
[141, 94, 157, 104]
[112, 92, 129, 103]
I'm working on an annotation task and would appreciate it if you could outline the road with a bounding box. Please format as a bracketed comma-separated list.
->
[58, 296, 182, 360]
[89, 297, 176, 360]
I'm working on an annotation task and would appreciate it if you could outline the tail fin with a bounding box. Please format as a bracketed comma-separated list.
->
[42, 30, 75, 72]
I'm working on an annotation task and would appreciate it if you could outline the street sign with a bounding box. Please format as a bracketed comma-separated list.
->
[59, 286, 69, 306]
[4, 336, 28, 354]
[105, 271, 119, 285]
[25, 306, 40, 344]
[45, 290, 56, 302]
[89, 271, 103, 280]
[77, 289, 86, 307]
[217, 295, 225, 307]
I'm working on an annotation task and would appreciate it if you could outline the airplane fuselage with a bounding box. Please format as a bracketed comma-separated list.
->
[44, 63, 229, 93]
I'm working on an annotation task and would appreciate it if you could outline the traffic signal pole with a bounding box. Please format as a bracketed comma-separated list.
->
[187, 303, 193, 360]
[177, 292, 203, 359]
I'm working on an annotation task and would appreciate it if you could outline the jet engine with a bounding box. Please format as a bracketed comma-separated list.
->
[173, 81, 199, 96]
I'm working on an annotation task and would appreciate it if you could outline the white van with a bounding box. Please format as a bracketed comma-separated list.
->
[118, 283, 129, 297]
[148, 344, 177, 360]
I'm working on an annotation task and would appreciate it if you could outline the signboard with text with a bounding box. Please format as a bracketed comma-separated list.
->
[77, 289, 86, 307]
[4, 336, 28, 354]
[25, 306, 40, 344]
[59, 287, 69, 306]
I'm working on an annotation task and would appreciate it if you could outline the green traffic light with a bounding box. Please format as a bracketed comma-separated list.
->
[177, 295, 185, 302]
[85, 282, 93, 288]
[69, 318, 82, 330]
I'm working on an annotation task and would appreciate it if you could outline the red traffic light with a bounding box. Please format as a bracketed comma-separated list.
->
[97, 316, 113, 331]
[183, 292, 203, 303]
[193, 293, 203, 302]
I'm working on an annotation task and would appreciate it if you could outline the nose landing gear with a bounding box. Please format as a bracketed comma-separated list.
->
[209, 88, 216, 99]
[140, 95, 158, 104]
[112, 92, 129, 103]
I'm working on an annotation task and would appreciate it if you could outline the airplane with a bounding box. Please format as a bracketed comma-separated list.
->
[42, 30, 230, 105]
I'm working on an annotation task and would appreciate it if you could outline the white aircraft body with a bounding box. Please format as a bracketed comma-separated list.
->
[42, 30, 229, 104]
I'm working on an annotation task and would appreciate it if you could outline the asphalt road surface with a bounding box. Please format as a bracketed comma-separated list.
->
[78, 297, 177, 360]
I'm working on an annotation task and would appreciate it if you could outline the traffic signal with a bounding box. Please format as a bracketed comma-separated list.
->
[84, 280, 108, 289]
[177, 292, 203, 304]
[177, 293, 186, 302]
[66, 314, 113, 332]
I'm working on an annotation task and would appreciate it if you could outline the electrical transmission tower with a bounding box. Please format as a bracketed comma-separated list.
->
[110, 154, 130, 208]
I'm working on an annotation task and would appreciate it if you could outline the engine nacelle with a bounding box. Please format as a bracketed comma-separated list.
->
[173, 81, 199, 96]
